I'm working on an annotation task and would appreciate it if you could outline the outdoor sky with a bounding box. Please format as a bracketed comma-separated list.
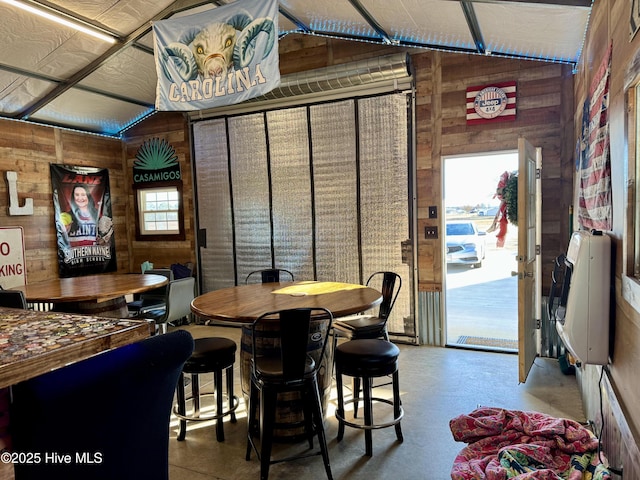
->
[444, 152, 518, 208]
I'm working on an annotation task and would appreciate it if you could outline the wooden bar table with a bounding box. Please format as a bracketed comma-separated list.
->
[191, 281, 382, 440]
[0, 307, 150, 480]
[0, 307, 151, 389]
[191, 281, 382, 324]
[14, 273, 169, 318]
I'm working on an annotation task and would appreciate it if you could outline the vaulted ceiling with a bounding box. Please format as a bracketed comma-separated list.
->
[0, 0, 592, 137]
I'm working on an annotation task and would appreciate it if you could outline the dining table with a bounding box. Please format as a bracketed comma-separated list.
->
[0, 307, 151, 480]
[14, 273, 169, 318]
[191, 280, 382, 440]
[0, 307, 151, 389]
[191, 280, 382, 324]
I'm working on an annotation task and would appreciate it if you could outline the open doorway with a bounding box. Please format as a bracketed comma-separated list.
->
[444, 152, 519, 352]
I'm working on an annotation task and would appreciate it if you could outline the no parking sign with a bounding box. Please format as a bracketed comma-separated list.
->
[0, 227, 26, 289]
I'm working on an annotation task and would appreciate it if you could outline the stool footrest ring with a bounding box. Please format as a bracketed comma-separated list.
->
[173, 392, 240, 422]
[335, 397, 404, 431]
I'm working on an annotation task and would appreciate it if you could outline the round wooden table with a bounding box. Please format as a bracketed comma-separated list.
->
[15, 274, 169, 318]
[191, 281, 382, 324]
[191, 281, 382, 440]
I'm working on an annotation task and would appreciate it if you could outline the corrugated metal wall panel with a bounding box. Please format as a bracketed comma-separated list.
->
[419, 291, 444, 346]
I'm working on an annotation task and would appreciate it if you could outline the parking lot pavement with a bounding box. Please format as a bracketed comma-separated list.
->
[446, 245, 518, 344]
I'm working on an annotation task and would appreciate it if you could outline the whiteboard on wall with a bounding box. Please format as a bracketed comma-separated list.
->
[0, 227, 27, 288]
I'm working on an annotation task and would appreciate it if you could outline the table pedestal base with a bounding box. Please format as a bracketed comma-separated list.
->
[53, 296, 129, 319]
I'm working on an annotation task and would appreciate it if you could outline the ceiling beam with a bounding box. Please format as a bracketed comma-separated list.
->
[347, 0, 394, 45]
[0, 62, 62, 84]
[460, 1, 486, 54]
[15, 0, 217, 121]
[279, 4, 311, 33]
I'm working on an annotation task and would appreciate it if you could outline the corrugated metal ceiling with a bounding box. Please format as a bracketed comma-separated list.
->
[0, 0, 592, 137]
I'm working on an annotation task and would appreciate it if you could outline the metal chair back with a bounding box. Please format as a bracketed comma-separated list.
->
[245, 268, 294, 284]
[367, 271, 402, 321]
[0, 289, 27, 309]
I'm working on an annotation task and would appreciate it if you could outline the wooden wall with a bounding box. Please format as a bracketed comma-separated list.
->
[0, 34, 573, 299]
[121, 112, 195, 272]
[0, 121, 126, 283]
[574, 0, 640, 450]
[159, 35, 572, 294]
[415, 52, 575, 292]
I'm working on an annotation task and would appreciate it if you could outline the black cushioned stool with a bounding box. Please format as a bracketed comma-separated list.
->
[174, 337, 239, 442]
[334, 339, 403, 456]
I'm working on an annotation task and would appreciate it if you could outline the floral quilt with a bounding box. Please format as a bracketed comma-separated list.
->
[449, 407, 611, 480]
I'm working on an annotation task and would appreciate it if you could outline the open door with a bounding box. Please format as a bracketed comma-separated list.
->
[518, 137, 541, 383]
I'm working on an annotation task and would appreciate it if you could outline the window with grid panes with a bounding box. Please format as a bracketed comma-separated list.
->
[137, 187, 180, 235]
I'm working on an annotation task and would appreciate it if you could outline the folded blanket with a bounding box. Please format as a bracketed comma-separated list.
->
[449, 407, 611, 480]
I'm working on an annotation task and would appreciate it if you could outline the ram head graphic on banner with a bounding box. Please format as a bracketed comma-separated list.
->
[153, 0, 279, 111]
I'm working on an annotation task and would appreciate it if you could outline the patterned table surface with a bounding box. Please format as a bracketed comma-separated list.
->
[0, 307, 150, 389]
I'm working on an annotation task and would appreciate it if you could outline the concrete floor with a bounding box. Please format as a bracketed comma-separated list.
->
[168, 324, 584, 480]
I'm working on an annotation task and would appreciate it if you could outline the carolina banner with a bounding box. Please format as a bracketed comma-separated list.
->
[578, 43, 612, 231]
[153, 0, 280, 111]
[51, 164, 116, 277]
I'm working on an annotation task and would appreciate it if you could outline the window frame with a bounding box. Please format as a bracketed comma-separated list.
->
[133, 181, 185, 241]
[623, 72, 640, 313]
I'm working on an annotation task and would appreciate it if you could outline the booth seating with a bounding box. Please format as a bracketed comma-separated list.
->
[10, 330, 194, 480]
[334, 338, 404, 456]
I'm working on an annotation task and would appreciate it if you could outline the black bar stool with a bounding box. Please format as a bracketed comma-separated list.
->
[174, 337, 239, 442]
[245, 308, 334, 480]
[334, 339, 404, 456]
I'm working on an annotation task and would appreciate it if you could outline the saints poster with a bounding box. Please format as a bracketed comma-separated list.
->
[152, 0, 280, 111]
[51, 164, 116, 277]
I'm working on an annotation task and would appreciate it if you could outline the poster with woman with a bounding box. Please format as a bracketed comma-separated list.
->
[50, 164, 116, 277]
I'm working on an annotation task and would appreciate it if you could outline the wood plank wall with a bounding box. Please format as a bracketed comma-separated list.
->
[573, 0, 640, 455]
[121, 112, 195, 273]
[0, 121, 125, 283]
[135, 37, 573, 293]
[0, 35, 573, 297]
[414, 51, 574, 293]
